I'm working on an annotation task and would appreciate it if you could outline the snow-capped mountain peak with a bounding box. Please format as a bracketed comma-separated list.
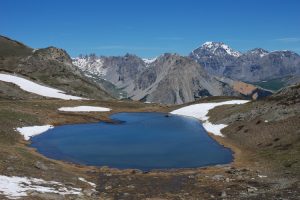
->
[202, 41, 215, 48]
[142, 57, 157, 65]
[72, 57, 107, 77]
[248, 48, 269, 57]
[201, 41, 242, 57]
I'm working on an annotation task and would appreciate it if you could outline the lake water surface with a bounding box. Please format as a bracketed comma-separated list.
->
[30, 112, 232, 170]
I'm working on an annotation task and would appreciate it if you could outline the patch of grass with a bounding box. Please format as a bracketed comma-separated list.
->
[0, 109, 38, 123]
[0, 109, 39, 144]
[251, 77, 289, 91]
[258, 140, 300, 175]
[207, 101, 254, 123]
[0, 35, 32, 57]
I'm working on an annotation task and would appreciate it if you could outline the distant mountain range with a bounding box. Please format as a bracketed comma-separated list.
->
[72, 41, 300, 104]
[73, 55, 269, 104]
[2, 35, 299, 104]
[190, 42, 300, 83]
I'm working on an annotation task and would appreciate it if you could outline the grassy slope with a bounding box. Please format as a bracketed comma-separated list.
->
[207, 87, 300, 177]
[0, 35, 32, 57]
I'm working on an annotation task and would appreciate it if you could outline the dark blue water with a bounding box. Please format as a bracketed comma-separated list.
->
[30, 112, 233, 170]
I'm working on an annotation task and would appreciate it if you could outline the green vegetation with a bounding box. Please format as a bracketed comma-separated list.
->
[251, 77, 289, 91]
[0, 108, 39, 144]
[258, 138, 300, 175]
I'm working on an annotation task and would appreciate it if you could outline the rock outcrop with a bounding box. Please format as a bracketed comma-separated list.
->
[0, 35, 112, 100]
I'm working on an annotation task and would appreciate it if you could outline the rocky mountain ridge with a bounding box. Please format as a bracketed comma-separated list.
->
[190, 42, 300, 83]
[0, 35, 112, 100]
[73, 53, 272, 104]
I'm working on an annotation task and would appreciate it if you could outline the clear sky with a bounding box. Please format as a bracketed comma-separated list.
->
[1, 0, 300, 58]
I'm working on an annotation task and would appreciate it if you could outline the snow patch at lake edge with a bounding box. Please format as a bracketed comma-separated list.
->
[16, 125, 53, 140]
[58, 106, 111, 112]
[170, 100, 249, 136]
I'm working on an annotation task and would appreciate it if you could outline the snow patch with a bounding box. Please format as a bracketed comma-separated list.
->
[142, 57, 157, 65]
[258, 175, 267, 178]
[202, 42, 241, 57]
[249, 49, 269, 57]
[259, 53, 268, 57]
[72, 57, 107, 77]
[202, 121, 228, 136]
[58, 106, 111, 112]
[78, 178, 96, 187]
[0, 175, 82, 199]
[16, 125, 53, 140]
[203, 41, 214, 48]
[170, 100, 249, 136]
[0, 73, 86, 100]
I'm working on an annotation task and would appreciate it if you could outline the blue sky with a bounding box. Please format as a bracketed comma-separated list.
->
[1, 0, 300, 57]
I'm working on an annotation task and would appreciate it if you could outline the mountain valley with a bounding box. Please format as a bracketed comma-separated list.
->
[0, 35, 299, 199]
[73, 41, 298, 104]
